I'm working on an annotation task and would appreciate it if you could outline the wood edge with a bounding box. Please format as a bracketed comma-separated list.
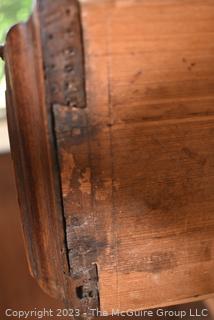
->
[38, 0, 100, 317]
[4, 10, 69, 302]
[4, 3, 98, 318]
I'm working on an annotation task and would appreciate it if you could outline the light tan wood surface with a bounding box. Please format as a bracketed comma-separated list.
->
[78, 0, 214, 312]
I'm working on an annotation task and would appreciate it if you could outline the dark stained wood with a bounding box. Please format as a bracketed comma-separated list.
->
[4, 0, 214, 317]
[4, 4, 92, 319]
[38, 0, 99, 314]
[5, 12, 70, 299]
[0, 45, 4, 59]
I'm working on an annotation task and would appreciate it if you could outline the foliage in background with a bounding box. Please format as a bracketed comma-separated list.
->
[0, 0, 32, 81]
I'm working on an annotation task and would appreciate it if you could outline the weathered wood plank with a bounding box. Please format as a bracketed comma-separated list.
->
[80, 0, 214, 311]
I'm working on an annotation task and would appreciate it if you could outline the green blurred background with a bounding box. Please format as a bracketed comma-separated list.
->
[0, 0, 32, 110]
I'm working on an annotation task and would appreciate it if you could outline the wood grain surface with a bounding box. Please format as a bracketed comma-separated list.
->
[0, 154, 65, 320]
[4, 7, 77, 314]
[78, 0, 214, 312]
[4, 0, 214, 317]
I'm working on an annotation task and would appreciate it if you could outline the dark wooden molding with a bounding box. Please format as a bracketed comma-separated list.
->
[4, 2, 98, 318]
[5, 12, 69, 299]
[38, 0, 99, 314]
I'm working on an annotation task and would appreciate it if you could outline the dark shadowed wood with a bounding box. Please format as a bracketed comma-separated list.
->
[5, 10, 70, 300]
[38, 0, 99, 314]
[4, 3, 95, 318]
[0, 45, 4, 59]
